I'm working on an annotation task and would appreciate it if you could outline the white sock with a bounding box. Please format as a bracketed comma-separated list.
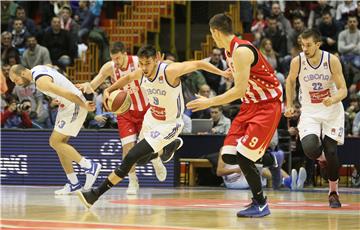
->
[67, 173, 79, 184]
[128, 171, 137, 181]
[79, 157, 92, 169]
[328, 179, 339, 195]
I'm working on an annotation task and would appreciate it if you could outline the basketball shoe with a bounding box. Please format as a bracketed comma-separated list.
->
[296, 167, 307, 189]
[151, 157, 167, 181]
[161, 137, 184, 163]
[237, 197, 270, 218]
[126, 174, 139, 195]
[84, 162, 102, 190]
[54, 181, 82, 195]
[328, 191, 342, 208]
[77, 189, 99, 209]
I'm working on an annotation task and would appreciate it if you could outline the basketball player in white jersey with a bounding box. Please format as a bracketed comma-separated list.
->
[9, 64, 102, 195]
[77, 45, 231, 208]
[285, 29, 347, 208]
[78, 42, 182, 195]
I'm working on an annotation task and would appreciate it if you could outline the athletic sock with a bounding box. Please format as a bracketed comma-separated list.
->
[79, 157, 92, 169]
[66, 173, 79, 184]
[329, 179, 339, 195]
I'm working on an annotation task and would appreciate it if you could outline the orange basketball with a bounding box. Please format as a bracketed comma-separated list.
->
[106, 90, 131, 115]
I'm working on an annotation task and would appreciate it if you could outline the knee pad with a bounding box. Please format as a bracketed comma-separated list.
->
[301, 134, 323, 160]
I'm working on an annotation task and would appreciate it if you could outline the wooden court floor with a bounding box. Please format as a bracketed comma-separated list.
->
[1, 185, 359, 230]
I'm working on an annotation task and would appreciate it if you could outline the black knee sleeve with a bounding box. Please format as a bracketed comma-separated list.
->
[301, 134, 323, 160]
[323, 136, 340, 181]
[114, 139, 154, 178]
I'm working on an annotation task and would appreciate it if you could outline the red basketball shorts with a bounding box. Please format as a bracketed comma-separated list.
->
[221, 100, 281, 162]
[117, 109, 147, 145]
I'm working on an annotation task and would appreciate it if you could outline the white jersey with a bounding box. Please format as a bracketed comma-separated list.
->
[298, 51, 343, 114]
[141, 62, 184, 122]
[31, 65, 85, 106]
[111, 56, 149, 111]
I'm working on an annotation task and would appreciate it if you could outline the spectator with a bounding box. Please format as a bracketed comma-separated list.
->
[318, 10, 343, 54]
[1, 31, 20, 65]
[353, 109, 360, 136]
[336, 0, 357, 27]
[1, 97, 32, 128]
[1, 64, 15, 96]
[11, 19, 30, 55]
[259, 38, 285, 86]
[287, 15, 306, 55]
[7, 6, 36, 35]
[191, 84, 212, 119]
[355, 1, 360, 29]
[182, 114, 192, 134]
[40, 1, 57, 30]
[22, 36, 52, 69]
[12, 81, 48, 125]
[74, 0, 93, 40]
[1, 1, 18, 32]
[42, 16, 77, 70]
[338, 15, 360, 70]
[262, 15, 288, 57]
[59, 5, 80, 43]
[239, 1, 253, 33]
[202, 47, 228, 95]
[308, 0, 335, 29]
[345, 94, 360, 135]
[251, 9, 267, 47]
[271, 2, 292, 35]
[210, 106, 231, 135]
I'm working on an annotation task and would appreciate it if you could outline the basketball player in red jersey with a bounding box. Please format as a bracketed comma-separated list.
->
[187, 13, 282, 218]
[79, 42, 182, 195]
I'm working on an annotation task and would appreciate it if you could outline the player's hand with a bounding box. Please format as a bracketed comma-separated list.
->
[322, 96, 333, 107]
[186, 94, 211, 112]
[103, 89, 110, 111]
[76, 82, 94, 94]
[95, 115, 107, 123]
[222, 68, 233, 79]
[84, 101, 96, 111]
[284, 106, 295, 118]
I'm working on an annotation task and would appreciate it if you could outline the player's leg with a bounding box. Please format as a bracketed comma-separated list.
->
[53, 106, 101, 191]
[77, 139, 155, 208]
[235, 101, 281, 218]
[323, 135, 341, 208]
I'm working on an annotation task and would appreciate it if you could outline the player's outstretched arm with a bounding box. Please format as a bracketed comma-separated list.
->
[36, 76, 95, 111]
[187, 47, 252, 111]
[285, 57, 300, 117]
[322, 54, 347, 107]
[167, 60, 231, 80]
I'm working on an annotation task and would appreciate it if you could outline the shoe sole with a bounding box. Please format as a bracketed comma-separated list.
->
[162, 138, 183, 164]
[84, 163, 102, 190]
[237, 211, 271, 218]
[77, 191, 92, 209]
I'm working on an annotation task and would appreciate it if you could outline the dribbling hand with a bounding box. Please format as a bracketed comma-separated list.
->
[186, 94, 211, 112]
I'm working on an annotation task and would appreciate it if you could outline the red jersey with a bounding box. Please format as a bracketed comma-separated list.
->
[112, 55, 149, 112]
[225, 36, 282, 104]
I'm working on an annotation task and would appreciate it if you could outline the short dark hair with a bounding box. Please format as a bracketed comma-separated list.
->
[15, 6, 25, 13]
[209, 13, 233, 35]
[210, 105, 223, 111]
[267, 15, 277, 21]
[321, 9, 332, 17]
[348, 14, 358, 21]
[110, 42, 126, 54]
[300, 29, 322, 43]
[137, 45, 157, 58]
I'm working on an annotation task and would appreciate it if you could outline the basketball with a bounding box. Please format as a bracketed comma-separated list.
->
[106, 90, 131, 115]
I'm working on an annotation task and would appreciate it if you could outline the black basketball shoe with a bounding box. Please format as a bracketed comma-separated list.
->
[328, 191, 341, 208]
[161, 137, 183, 163]
[77, 189, 99, 209]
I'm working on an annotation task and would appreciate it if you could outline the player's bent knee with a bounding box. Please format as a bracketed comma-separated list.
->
[301, 134, 322, 160]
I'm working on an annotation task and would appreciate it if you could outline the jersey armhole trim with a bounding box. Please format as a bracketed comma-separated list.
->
[297, 54, 301, 77]
[236, 44, 258, 67]
[33, 74, 53, 82]
[164, 64, 180, 88]
[328, 52, 332, 74]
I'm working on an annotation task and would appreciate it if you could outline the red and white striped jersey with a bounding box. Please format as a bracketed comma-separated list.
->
[111, 55, 149, 112]
[225, 36, 282, 104]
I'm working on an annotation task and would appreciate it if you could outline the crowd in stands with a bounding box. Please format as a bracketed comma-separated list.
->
[1, 1, 359, 187]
